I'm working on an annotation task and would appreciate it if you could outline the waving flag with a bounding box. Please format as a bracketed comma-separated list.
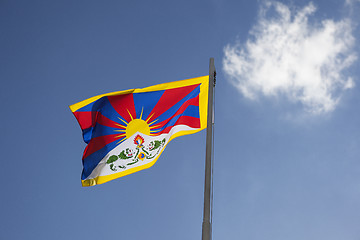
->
[70, 76, 209, 186]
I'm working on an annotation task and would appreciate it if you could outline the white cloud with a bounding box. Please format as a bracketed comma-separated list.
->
[346, 0, 360, 6]
[223, 1, 357, 115]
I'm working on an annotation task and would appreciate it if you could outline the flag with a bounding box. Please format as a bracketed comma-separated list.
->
[70, 76, 209, 186]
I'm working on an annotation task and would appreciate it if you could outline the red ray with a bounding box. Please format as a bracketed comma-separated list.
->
[107, 94, 136, 124]
[73, 111, 98, 130]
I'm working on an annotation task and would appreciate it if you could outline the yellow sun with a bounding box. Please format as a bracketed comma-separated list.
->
[126, 119, 150, 138]
[114, 107, 161, 144]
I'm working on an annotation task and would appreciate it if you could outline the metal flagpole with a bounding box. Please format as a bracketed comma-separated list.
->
[202, 58, 216, 240]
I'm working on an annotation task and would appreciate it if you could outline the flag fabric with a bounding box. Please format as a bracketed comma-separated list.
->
[70, 76, 209, 186]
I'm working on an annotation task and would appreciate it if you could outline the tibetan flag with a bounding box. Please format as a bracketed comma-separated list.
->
[70, 76, 209, 186]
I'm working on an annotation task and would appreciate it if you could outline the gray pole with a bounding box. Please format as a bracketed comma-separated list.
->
[202, 58, 215, 240]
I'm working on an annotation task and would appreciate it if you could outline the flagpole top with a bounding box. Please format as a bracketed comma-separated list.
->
[209, 58, 216, 86]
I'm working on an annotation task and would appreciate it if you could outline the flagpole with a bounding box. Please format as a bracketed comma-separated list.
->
[202, 58, 216, 240]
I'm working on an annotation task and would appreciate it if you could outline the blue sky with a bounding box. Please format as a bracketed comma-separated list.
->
[1, 0, 360, 239]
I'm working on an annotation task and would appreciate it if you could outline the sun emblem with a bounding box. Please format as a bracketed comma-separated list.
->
[114, 107, 161, 144]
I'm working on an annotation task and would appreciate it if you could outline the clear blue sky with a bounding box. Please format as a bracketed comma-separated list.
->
[1, 0, 360, 239]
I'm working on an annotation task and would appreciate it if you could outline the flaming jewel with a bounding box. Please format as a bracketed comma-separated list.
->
[134, 135, 145, 147]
